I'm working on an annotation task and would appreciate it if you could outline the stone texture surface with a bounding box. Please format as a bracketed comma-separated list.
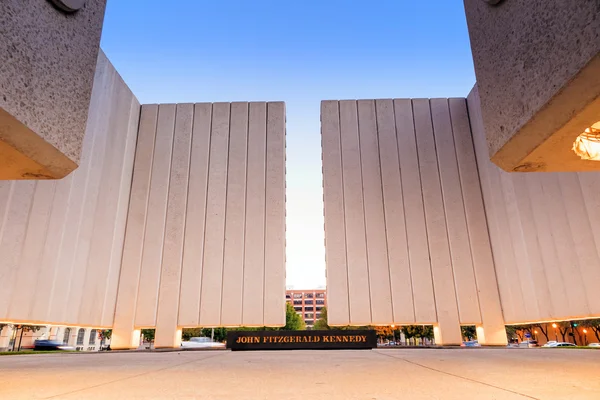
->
[0, 51, 140, 327]
[464, 0, 600, 172]
[0, 0, 107, 179]
[1, 349, 599, 399]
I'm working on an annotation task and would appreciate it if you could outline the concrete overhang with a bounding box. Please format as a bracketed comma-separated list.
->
[464, 0, 600, 172]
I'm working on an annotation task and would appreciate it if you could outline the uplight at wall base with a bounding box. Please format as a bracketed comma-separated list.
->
[572, 122, 600, 161]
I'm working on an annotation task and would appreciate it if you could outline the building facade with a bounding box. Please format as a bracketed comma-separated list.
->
[286, 289, 327, 329]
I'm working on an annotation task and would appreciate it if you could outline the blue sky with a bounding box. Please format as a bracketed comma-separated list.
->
[100, 0, 477, 289]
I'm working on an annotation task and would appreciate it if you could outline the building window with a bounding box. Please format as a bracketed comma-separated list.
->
[304, 293, 313, 299]
[316, 306, 323, 311]
[305, 306, 314, 312]
[294, 306, 302, 312]
[316, 293, 325, 298]
[293, 300, 302, 305]
[286, 294, 291, 299]
[63, 328, 71, 345]
[293, 293, 302, 299]
[305, 313, 314, 319]
[304, 300, 313, 305]
[316, 299, 325, 305]
[76, 328, 85, 346]
[89, 329, 97, 345]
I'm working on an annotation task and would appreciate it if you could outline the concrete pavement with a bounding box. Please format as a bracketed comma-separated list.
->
[0, 348, 599, 399]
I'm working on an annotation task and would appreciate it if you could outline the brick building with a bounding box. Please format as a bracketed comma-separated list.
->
[286, 290, 326, 329]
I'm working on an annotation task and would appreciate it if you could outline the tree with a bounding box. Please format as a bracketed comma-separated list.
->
[314, 307, 330, 330]
[580, 319, 600, 342]
[532, 323, 549, 341]
[13, 325, 41, 351]
[141, 329, 155, 343]
[461, 326, 476, 341]
[374, 326, 395, 342]
[401, 325, 433, 345]
[283, 302, 306, 331]
[556, 322, 571, 343]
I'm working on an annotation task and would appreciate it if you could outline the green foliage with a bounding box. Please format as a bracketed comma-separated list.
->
[461, 326, 476, 341]
[313, 307, 330, 330]
[141, 329, 155, 342]
[283, 302, 306, 331]
[98, 330, 112, 341]
[402, 325, 434, 341]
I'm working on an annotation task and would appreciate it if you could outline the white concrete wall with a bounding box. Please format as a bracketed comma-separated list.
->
[321, 99, 506, 345]
[112, 102, 286, 349]
[469, 86, 600, 324]
[0, 50, 140, 328]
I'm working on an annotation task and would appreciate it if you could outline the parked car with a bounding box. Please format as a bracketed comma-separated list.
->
[519, 340, 539, 348]
[544, 342, 576, 347]
[461, 340, 481, 347]
[542, 341, 558, 347]
[181, 337, 225, 349]
[588, 343, 600, 348]
[33, 340, 75, 351]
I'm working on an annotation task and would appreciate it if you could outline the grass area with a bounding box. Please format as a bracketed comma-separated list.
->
[0, 350, 71, 356]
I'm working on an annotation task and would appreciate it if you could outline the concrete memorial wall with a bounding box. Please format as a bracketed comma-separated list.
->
[321, 99, 506, 345]
[111, 101, 286, 349]
[468, 86, 600, 324]
[0, 51, 141, 327]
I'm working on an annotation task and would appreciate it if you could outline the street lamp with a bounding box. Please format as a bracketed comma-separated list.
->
[552, 323, 558, 341]
[583, 329, 588, 345]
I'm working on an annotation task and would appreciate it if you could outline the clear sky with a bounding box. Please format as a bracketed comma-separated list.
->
[100, 0, 477, 290]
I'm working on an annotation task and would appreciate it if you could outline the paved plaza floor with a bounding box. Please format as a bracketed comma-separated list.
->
[1, 348, 599, 399]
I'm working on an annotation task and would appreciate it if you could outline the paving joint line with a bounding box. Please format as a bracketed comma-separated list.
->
[42, 352, 225, 399]
[373, 350, 540, 400]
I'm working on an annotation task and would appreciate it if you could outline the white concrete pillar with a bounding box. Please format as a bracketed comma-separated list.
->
[476, 324, 507, 346]
[0, 325, 14, 350]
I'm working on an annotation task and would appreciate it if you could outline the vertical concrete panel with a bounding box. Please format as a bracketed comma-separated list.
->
[199, 103, 230, 326]
[339, 100, 371, 324]
[220, 102, 249, 326]
[135, 104, 176, 327]
[78, 76, 133, 326]
[413, 99, 461, 344]
[557, 173, 600, 315]
[509, 174, 553, 319]
[47, 66, 108, 324]
[375, 100, 414, 324]
[101, 96, 141, 327]
[321, 101, 350, 326]
[525, 175, 570, 319]
[450, 98, 505, 344]
[498, 172, 539, 321]
[540, 175, 590, 316]
[578, 172, 600, 314]
[63, 62, 116, 325]
[178, 103, 212, 327]
[155, 104, 193, 347]
[7, 182, 56, 321]
[393, 99, 436, 323]
[356, 100, 393, 324]
[430, 99, 481, 325]
[0, 182, 35, 317]
[112, 105, 157, 348]
[264, 102, 286, 326]
[469, 92, 520, 322]
[30, 176, 73, 321]
[242, 103, 267, 326]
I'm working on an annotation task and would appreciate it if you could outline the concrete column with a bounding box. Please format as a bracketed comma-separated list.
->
[0, 325, 14, 350]
[112, 328, 141, 350]
[82, 329, 91, 350]
[476, 324, 508, 346]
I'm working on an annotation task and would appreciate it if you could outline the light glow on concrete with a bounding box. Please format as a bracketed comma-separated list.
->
[573, 122, 600, 161]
